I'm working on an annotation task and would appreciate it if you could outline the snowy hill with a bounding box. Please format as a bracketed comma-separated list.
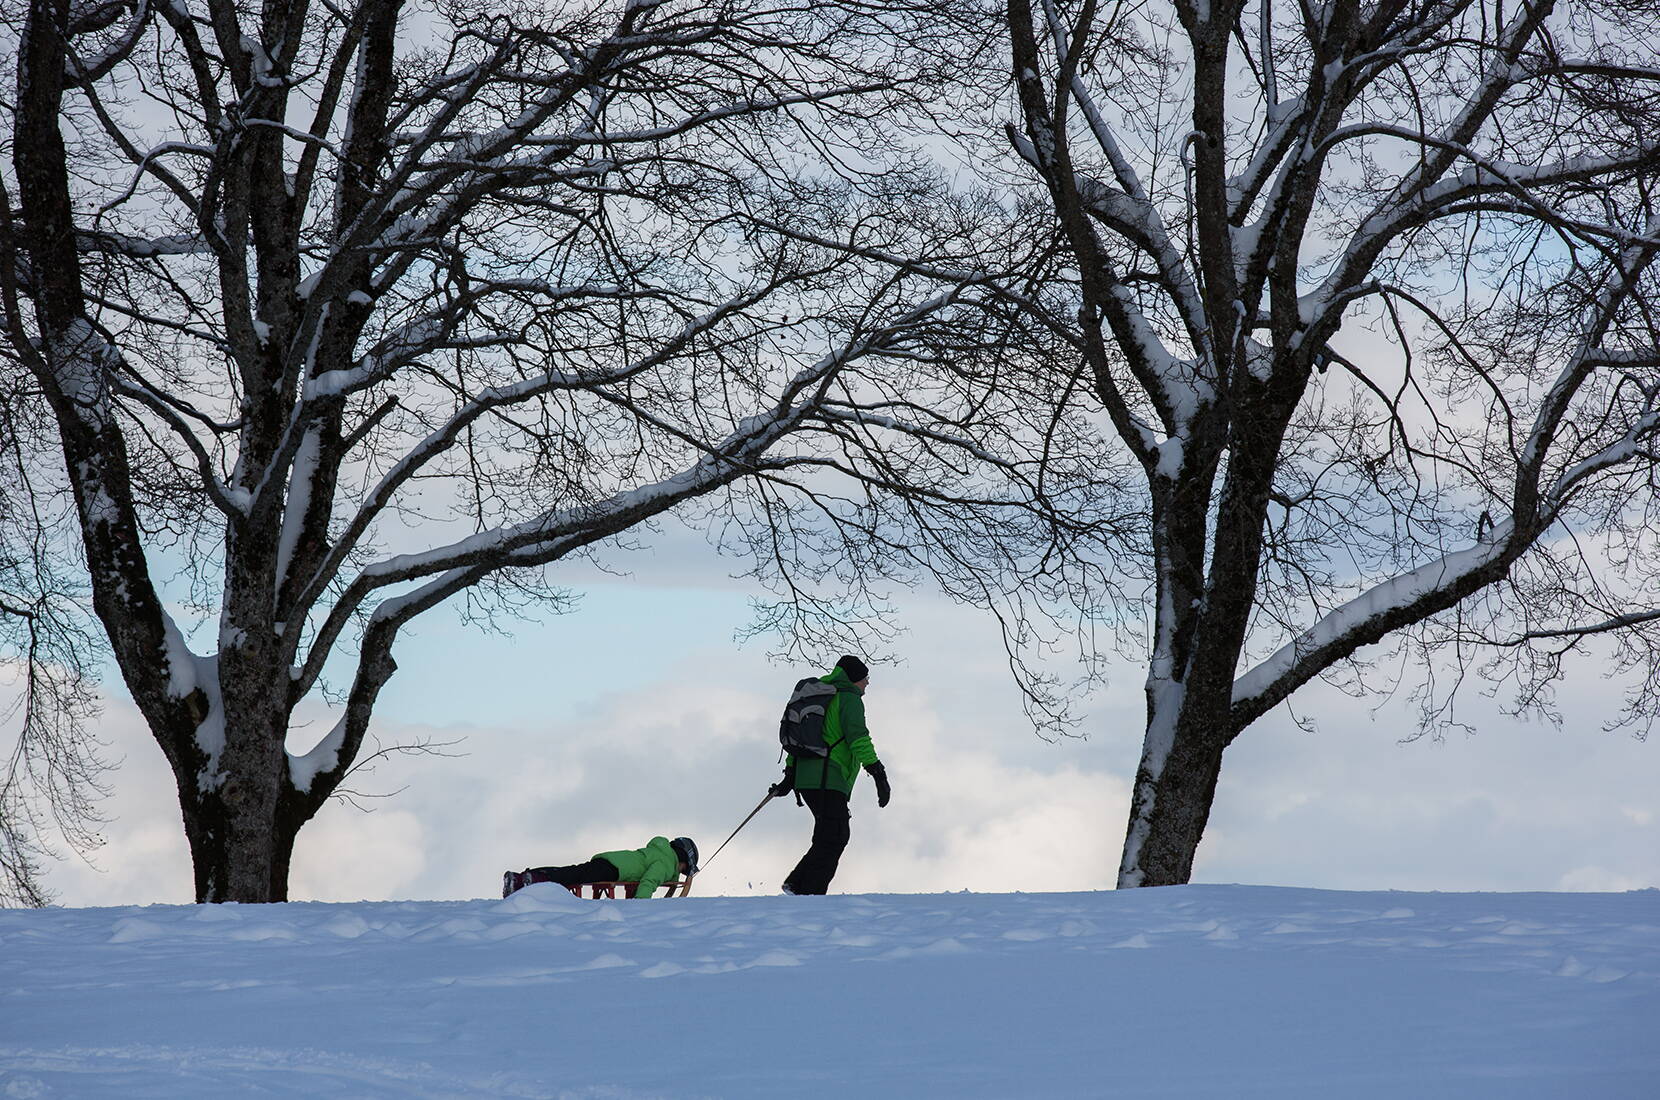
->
[3, 885, 1656, 1098]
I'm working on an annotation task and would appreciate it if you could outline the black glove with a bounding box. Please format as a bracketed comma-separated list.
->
[769, 772, 794, 799]
[866, 762, 891, 808]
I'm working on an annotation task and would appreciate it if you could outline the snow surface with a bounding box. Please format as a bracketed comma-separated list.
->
[2, 885, 1655, 1098]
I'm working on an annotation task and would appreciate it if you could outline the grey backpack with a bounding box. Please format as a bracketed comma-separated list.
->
[779, 677, 839, 758]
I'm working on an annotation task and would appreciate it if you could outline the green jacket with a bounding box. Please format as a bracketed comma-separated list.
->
[785, 666, 880, 797]
[593, 836, 681, 898]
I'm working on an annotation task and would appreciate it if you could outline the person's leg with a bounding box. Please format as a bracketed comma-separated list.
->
[783, 789, 850, 895]
[522, 857, 620, 888]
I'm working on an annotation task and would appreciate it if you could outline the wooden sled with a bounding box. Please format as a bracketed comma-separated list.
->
[567, 876, 695, 899]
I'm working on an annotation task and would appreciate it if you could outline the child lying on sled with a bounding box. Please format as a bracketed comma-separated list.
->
[501, 835, 698, 898]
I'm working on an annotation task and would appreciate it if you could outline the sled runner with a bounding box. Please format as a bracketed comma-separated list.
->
[566, 877, 695, 899]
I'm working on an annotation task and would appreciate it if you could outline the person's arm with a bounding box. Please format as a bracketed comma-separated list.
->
[634, 840, 676, 897]
[842, 694, 889, 805]
[770, 757, 796, 797]
[842, 693, 878, 767]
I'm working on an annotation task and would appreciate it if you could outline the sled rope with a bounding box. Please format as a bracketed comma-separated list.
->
[701, 792, 775, 871]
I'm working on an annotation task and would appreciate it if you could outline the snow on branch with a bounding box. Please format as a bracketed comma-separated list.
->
[1233, 220, 1660, 728]
[1315, 0, 1556, 310]
[357, 287, 962, 594]
[74, 230, 210, 258]
[289, 282, 778, 601]
[64, 0, 153, 86]
[286, 714, 346, 793]
[1073, 175, 1203, 337]
[109, 376, 248, 517]
[287, 284, 965, 697]
[1231, 522, 1517, 718]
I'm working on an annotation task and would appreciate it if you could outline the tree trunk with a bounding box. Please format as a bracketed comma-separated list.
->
[166, 653, 308, 902]
[179, 784, 304, 903]
[1117, 696, 1230, 888]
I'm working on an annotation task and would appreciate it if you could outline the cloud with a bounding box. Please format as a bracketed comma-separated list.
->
[1556, 866, 1653, 892]
[290, 807, 427, 901]
[33, 695, 195, 907]
[17, 583, 1660, 907]
[266, 659, 1132, 902]
[1195, 669, 1660, 892]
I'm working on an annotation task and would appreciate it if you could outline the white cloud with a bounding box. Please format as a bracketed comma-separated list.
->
[15, 585, 1660, 907]
[1556, 866, 1651, 892]
[290, 807, 427, 901]
[306, 668, 1130, 902]
[36, 696, 194, 907]
[1195, 670, 1660, 892]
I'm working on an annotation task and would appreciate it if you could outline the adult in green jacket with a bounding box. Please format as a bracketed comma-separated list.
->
[770, 655, 891, 894]
[503, 836, 698, 898]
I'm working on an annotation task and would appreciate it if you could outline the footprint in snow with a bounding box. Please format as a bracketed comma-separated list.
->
[579, 953, 635, 970]
[108, 918, 167, 944]
[321, 915, 371, 939]
[1555, 956, 1629, 982]
[2, 1074, 47, 1098]
[226, 923, 300, 943]
[745, 949, 803, 968]
[917, 937, 971, 955]
[827, 927, 880, 947]
[640, 962, 684, 979]
[481, 921, 545, 942]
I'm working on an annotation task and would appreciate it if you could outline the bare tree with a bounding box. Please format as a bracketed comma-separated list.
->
[1003, 0, 1660, 886]
[1, 358, 106, 907]
[2, 0, 989, 901]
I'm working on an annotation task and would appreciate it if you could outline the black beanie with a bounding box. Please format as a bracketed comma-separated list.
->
[835, 654, 870, 682]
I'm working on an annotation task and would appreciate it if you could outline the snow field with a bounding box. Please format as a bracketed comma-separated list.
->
[2, 884, 1657, 1097]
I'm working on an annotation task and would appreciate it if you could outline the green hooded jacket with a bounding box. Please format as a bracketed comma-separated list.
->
[785, 665, 880, 797]
[593, 836, 681, 898]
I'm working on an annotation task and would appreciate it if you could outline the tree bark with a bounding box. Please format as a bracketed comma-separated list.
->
[1119, 700, 1230, 888]
[178, 770, 306, 903]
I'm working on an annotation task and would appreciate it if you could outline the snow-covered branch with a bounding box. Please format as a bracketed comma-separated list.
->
[1230, 522, 1520, 723]
[63, 0, 153, 86]
[74, 230, 210, 258]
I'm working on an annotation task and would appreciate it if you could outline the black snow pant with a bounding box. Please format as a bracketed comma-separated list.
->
[783, 788, 851, 895]
[524, 857, 620, 889]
